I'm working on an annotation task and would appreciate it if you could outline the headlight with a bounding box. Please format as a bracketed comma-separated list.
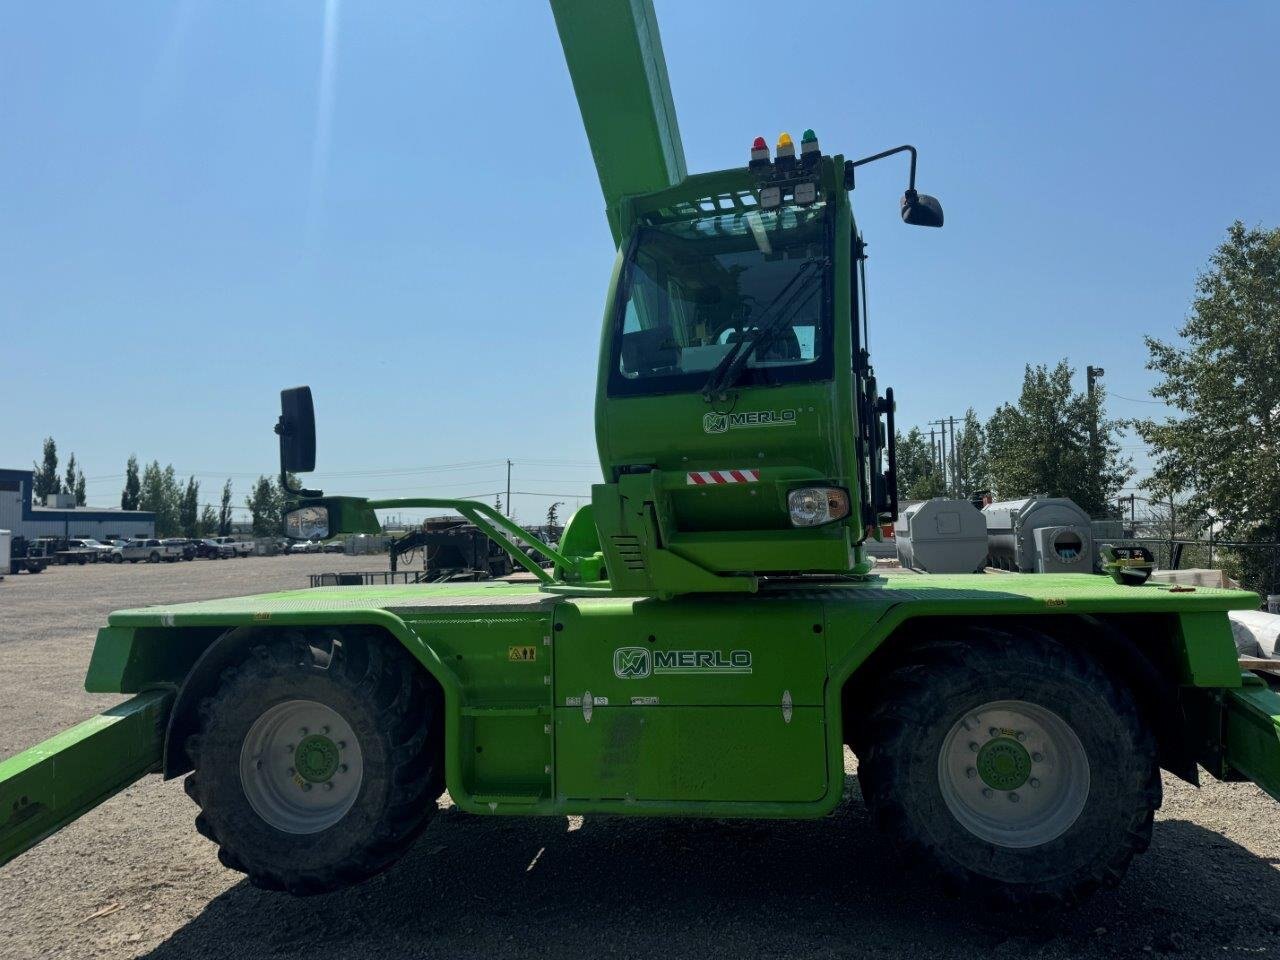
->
[787, 487, 851, 527]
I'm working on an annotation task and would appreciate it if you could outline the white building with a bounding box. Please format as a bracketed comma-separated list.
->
[0, 468, 155, 541]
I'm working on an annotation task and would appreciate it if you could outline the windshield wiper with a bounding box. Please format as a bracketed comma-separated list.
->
[702, 258, 825, 401]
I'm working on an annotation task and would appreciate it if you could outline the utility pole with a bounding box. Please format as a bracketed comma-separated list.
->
[948, 415, 958, 498]
[1086, 365, 1104, 448]
[506, 460, 512, 518]
[929, 418, 958, 497]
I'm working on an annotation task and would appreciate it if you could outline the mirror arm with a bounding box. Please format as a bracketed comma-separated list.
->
[843, 144, 918, 192]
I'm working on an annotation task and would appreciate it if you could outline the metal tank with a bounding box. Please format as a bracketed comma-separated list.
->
[894, 498, 988, 574]
[983, 497, 1094, 573]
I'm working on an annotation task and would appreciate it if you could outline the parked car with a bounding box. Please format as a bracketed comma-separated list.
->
[192, 538, 235, 559]
[67, 538, 115, 562]
[212, 536, 254, 557]
[117, 538, 183, 563]
[160, 538, 198, 561]
[321, 540, 345, 554]
[288, 540, 321, 554]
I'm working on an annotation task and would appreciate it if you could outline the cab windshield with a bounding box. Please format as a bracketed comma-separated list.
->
[608, 203, 831, 397]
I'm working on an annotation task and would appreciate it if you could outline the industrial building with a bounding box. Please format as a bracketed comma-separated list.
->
[0, 467, 155, 541]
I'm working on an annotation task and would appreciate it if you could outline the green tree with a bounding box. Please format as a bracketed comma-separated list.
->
[199, 504, 218, 537]
[1134, 222, 1280, 595]
[218, 479, 234, 536]
[985, 360, 1131, 516]
[63, 453, 77, 496]
[73, 470, 86, 506]
[546, 501, 563, 534]
[121, 454, 141, 510]
[953, 408, 988, 498]
[246, 475, 283, 537]
[139, 461, 182, 535]
[32, 437, 59, 499]
[895, 426, 945, 501]
[180, 476, 200, 538]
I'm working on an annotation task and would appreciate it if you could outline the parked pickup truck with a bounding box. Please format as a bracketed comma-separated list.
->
[116, 538, 183, 563]
[211, 536, 254, 557]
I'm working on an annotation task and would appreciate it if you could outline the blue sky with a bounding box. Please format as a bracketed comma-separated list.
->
[3, 1, 1277, 522]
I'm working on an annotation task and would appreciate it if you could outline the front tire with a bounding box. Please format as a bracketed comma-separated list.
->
[184, 631, 443, 894]
[856, 626, 1159, 906]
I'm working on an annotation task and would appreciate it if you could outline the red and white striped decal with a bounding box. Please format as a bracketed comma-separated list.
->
[686, 469, 760, 486]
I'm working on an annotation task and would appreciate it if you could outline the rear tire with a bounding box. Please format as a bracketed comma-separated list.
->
[856, 626, 1159, 906]
[184, 631, 443, 894]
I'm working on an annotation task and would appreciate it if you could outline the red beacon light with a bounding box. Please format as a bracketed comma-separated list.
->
[749, 135, 771, 170]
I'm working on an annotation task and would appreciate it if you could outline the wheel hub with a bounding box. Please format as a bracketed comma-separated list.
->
[239, 699, 364, 834]
[294, 734, 340, 783]
[937, 699, 1090, 849]
[976, 737, 1031, 791]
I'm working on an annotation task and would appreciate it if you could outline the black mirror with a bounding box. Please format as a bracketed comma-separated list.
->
[276, 386, 316, 473]
[900, 190, 944, 228]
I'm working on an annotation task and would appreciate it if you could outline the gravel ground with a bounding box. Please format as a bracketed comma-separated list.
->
[2, 557, 1279, 960]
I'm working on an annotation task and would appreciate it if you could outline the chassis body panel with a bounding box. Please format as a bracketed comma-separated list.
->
[76, 574, 1259, 819]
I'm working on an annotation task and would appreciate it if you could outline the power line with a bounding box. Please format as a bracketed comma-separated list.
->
[1111, 393, 1170, 405]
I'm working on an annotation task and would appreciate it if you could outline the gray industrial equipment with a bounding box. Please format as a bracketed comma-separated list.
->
[894, 498, 988, 574]
[983, 497, 1094, 573]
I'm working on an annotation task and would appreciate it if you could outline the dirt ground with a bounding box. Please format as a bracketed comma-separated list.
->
[1, 556, 1279, 960]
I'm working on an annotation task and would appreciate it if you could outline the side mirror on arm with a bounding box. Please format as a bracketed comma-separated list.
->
[276, 387, 316, 474]
[283, 497, 381, 540]
[275, 386, 322, 499]
[900, 190, 944, 228]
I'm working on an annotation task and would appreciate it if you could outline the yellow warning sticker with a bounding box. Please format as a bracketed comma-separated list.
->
[253, 612, 272, 621]
[508, 645, 538, 662]
[1044, 598, 1067, 607]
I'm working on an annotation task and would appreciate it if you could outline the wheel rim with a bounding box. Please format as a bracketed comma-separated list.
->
[937, 699, 1089, 848]
[239, 699, 364, 834]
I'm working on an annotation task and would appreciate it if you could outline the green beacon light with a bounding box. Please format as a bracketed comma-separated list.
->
[800, 128, 820, 170]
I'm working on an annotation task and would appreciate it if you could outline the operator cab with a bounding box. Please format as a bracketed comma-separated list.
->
[579, 132, 942, 596]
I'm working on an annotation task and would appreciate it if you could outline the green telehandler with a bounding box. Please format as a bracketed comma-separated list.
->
[3, 0, 1279, 906]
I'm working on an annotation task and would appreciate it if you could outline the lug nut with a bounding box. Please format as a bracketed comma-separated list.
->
[300, 727, 309, 737]
[1032, 752, 1044, 763]
[321, 726, 330, 735]
[338, 741, 347, 750]
[1008, 792, 1020, 803]
[303, 783, 312, 792]
[966, 767, 977, 779]
[285, 744, 294, 752]
[1030, 778, 1041, 788]
[1016, 732, 1026, 742]
[969, 742, 979, 753]
[287, 768, 296, 776]
[338, 764, 349, 774]
[322, 782, 334, 792]
[981, 788, 993, 799]
[989, 728, 999, 738]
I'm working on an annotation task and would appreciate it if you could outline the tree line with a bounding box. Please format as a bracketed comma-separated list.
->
[27, 441, 296, 540]
[31, 437, 87, 505]
[895, 359, 1132, 519]
[896, 222, 1280, 594]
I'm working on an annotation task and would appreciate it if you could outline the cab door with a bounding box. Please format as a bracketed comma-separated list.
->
[552, 595, 828, 804]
